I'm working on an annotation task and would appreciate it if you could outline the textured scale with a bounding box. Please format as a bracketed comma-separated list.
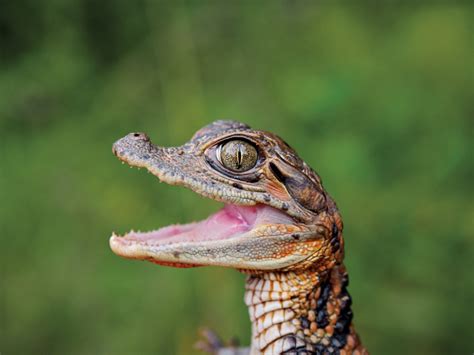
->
[244, 267, 365, 355]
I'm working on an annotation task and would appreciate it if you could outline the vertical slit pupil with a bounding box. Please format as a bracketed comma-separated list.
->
[237, 145, 242, 168]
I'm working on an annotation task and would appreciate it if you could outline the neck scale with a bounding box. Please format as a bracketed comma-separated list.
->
[244, 265, 367, 354]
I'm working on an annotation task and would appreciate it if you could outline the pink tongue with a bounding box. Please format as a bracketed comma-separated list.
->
[124, 204, 259, 244]
[197, 204, 258, 239]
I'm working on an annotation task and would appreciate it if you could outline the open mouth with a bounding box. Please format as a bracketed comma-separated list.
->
[110, 203, 296, 266]
[109, 129, 325, 270]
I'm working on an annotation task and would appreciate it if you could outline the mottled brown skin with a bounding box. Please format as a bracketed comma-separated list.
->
[110, 121, 368, 354]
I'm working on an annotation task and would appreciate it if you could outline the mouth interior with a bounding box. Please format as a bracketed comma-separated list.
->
[114, 204, 294, 246]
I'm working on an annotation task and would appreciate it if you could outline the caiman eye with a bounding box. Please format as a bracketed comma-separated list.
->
[218, 140, 258, 172]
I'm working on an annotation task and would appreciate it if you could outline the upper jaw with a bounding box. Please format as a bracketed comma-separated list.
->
[112, 132, 315, 221]
[112, 133, 259, 204]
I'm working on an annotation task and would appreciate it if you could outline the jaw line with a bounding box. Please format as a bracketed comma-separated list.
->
[110, 204, 317, 270]
[109, 229, 312, 270]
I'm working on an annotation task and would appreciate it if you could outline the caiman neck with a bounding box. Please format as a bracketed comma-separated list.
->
[244, 265, 366, 354]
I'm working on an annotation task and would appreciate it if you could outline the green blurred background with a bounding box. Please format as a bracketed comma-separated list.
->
[1, 2, 473, 354]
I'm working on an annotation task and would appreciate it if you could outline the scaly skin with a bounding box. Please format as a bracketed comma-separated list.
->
[110, 120, 368, 354]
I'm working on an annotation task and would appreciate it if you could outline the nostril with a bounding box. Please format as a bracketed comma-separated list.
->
[129, 132, 149, 141]
[131, 132, 150, 141]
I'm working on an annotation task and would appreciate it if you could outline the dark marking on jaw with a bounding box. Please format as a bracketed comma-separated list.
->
[142, 154, 150, 160]
[232, 182, 243, 189]
[330, 222, 340, 252]
[263, 195, 271, 202]
[331, 238, 340, 252]
[282, 202, 289, 211]
[291, 233, 300, 240]
[172, 251, 181, 258]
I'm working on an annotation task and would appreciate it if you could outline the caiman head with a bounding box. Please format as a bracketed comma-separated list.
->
[110, 120, 343, 272]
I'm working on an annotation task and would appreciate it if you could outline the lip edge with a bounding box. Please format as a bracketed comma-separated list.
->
[109, 203, 294, 249]
[108, 230, 312, 271]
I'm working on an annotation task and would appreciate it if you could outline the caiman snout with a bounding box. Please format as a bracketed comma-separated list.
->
[112, 132, 153, 160]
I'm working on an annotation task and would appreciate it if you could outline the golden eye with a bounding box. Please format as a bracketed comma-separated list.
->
[219, 140, 257, 172]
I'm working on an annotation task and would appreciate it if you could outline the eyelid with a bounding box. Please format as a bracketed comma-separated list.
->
[215, 144, 223, 164]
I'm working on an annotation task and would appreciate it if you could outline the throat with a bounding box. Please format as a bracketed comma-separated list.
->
[244, 265, 364, 354]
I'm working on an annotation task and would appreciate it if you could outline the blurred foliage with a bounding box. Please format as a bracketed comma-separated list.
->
[1, 1, 473, 354]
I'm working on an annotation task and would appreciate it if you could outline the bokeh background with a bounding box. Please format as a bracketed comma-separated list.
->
[1, 2, 473, 354]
